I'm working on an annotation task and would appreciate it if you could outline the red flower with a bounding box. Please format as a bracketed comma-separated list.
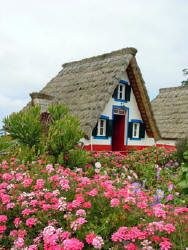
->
[85, 233, 95, 244]
[152, 236, 160, 242]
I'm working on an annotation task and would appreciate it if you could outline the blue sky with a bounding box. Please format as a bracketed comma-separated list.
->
[0, 0, 188, 129]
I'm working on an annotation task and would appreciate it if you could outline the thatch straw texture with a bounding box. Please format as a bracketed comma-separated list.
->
[151, 86, 188, 139]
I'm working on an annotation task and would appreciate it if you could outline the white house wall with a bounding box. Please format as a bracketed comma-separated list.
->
[83, 72, 156, 147]
[156, 140, 176, 146]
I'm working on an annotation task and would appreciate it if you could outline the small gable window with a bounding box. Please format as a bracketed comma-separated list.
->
[118, 84, 125, 100]
[97, 119, 106, 136]
[112, 80, 131, 102]
[133, 122, 139, 138]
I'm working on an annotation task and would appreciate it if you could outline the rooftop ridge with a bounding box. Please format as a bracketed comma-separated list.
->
[62, 47, 137, 68]
[159, 85, 188, 93]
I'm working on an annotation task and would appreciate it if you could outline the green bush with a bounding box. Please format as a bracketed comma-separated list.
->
[46, 114, 84, 160]
[177, 145, 188, 194]
[3, 106, 42, 149]
[48, 104, 69, 124]
[0, 136, 13, 151]
[67, 149, 89, 169]
[2, 104, 85, 166]
[176, 138, 188, 163]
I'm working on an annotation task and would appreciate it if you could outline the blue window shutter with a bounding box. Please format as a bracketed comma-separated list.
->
[139, 123, 145, 138]
[112, 86, 118, 98]
[92, 122, 98, 136]
[125, 85, 131, 101]
[128, 122, 133, 138]
[106, 119, 113, 137]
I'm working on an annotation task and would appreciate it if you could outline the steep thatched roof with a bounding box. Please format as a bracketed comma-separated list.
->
[151, 86, 188, 139]
[30, 47, 160, 140]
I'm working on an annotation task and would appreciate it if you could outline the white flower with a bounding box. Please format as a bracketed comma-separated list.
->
[95, 162, 101, 169]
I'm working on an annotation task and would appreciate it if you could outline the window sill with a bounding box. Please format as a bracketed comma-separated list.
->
[130, 138, 141, 141]
[93, 136, 109, 140]
[114, 99, 128, 103]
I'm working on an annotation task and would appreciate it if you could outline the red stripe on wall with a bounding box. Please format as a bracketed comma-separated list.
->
[84, 145, 112, 151]
[84, 144, 176, 152]
[84, 145, 148, 151]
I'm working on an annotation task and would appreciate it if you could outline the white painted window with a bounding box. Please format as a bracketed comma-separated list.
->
[97, 119, 106, 136]
[117, 84, 125, 100]
[133, 123, 140, 138]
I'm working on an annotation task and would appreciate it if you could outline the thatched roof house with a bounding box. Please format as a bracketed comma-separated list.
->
[29, 47, 161, 151]
[151, 86, 188, 141]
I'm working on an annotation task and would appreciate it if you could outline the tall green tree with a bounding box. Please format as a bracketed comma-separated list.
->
[181, 68, 188, 86]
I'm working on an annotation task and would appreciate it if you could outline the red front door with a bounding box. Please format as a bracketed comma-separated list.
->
[112, 114, 125, 151]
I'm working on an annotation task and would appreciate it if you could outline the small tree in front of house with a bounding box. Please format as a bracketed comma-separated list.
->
[46, 113, 84, 161]
[3, 104, 86, 165]
[3, 106, 42, 149]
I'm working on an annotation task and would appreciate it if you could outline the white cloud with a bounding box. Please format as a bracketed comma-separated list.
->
[0, 94, 29, 128]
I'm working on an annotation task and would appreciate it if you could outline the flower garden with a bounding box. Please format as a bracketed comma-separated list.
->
[0, 146, 188, 249]
[1, 105, 188, 249]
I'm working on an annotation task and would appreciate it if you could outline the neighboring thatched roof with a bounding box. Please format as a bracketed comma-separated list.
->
[151, 86, 188, 139]
[30, 47, 160, 140]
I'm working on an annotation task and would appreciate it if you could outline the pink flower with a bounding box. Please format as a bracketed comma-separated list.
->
[70, 217, 87, 231]
[6, 202, 15, 209]
[46, 164, 54, 173]
[0, 215, 7, 223]
[124, 243, 138, 250]
[44, 192, 53, 200]
[61, 231, 71, 241]
[0, 225, 6, 233]
[45, 233, 58, 246]
[23, 178, 33, 187]
[92, 236, 104, 249]
[28, 245, 38, 250]
[1, 194, 10, 204]
[22, 208, 32, 216]
[14, 237, 24, 248]
[164, 223, 176, 234]
[43, 225, 56, 239]
[159, 240, 172, 250]
[137, 201, 147, 209]
[123, 204, 131, 210]
[9, 230, 17, 237]
[76, 209, 86, 217]
[86, 233, 95, 244]
[14, 217, 22, 228]
[86, 188, 98, 197]
[42, 204, 51, 210]
[60, 178, 70, 191]
[63, 238, 84, 250]
[83, 202, 91, 208]
[26, 218, 37, 228]
[110, 198, 120, 207]
[112, 227, 128, 242]
[34, 179, 44, 189]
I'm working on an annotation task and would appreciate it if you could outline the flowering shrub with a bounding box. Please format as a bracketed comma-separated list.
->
[0, 148, 188, 249]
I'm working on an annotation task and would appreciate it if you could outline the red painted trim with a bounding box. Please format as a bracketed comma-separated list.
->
[84, 144, 176, 152]
[84, 144, 148, 152]
[84, 145, 112, 151]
